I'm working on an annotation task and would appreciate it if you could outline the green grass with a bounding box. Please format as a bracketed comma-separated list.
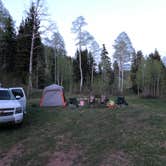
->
[0, 96, 166, 166]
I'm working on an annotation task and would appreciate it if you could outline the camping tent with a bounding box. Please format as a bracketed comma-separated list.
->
[40, 84, 66, 107]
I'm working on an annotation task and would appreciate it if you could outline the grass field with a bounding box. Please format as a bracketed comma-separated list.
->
[0, 96, 166, 166]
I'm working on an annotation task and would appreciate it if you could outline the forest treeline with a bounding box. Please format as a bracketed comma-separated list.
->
[0, 0, 166, 97]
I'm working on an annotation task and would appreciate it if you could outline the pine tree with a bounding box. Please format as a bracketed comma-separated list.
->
[0, 1, 16, 73]
[73, 50, 80, 83]
[4, 16, 16, 72]
[130, 50, 143, 93]
[87, 51, 96, 90]
[15, 2, 42, 87]
[15, 20, 31, 83]
[100, 44, 112, 93]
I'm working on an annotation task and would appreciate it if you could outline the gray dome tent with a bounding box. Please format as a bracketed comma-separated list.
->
[40, 84, 66, 107]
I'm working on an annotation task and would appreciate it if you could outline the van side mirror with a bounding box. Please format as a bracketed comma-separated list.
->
[16, 95, 21, 100]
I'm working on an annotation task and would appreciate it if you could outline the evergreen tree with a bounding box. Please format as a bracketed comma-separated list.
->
[130, 50, 143, 93]
[4, 16, 16, 72]
[87, 51, 96, 90]
[81, 49, 92, 87]
[73, 50, 80, 83]
[15, 2, 42, 87]
[149, 49, 161, 61]
[16, 20, 31, 83]
[100, 44, 113, 93]
[0, 1, 16, 73]
[112, 60, 119, 94]
[73, 49, 92, 89]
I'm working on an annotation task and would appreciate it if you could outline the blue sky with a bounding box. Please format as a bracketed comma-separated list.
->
[2, 0, 166, 57]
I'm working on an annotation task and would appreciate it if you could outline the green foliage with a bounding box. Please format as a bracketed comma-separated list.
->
[136, 51, 165, 97]
[99, 44, 113, 94]
[0, 1, 18, 86]
[73, 49, 95, 91]
[130, 50, 143, 93]
[111, 61, 119, 94]
[1, 0, 166, 98]
[0, 1, 16, 73]
[113, 32, 135, 93]
[4, 16, 16, 71]
[15, 3, 43, 87]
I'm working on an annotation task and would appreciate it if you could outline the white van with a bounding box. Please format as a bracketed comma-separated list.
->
[0, 88, 24, 124]
[9, 87, 27, 114]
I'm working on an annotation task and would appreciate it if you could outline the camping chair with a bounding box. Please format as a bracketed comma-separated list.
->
[79, 98, 86, 107]
[116, 96, 128, 106]
[68, 97, 79, 108]
[100, 95, 109, 104]
[89, 95, 95, 106]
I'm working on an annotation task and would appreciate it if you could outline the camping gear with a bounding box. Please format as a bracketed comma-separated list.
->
[68, 97, 79, 108]
[100, 95, 109, 104]
[116, 96, 128, 106]
[89, 95, 95, 104]
[106, 99, 117, 109]
[40, 84, 66, 107]
[79, 99, 85, 106]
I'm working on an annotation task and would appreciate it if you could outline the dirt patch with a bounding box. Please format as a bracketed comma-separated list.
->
[47, 147, 82, 166]
[160, 141, 166, 148]
[101, 150, 132, 166]
[0, 143, 23, 166]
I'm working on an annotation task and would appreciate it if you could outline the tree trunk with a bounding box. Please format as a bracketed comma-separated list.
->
[61, 77, 63, 86]
[91, 65, 94, 90]
[79, 49, 83, 92]
[118, 66, 121, 93]
[121, 54, 124, 94]
[57, 55, 60, 85]
[121, 69, 124, 93]
[153, 79, 156, 97]
[142, 67, 145, 94]
[36, 65, 39, 89]
[35, 54, 39, 89]
[44, 48, 50, 79]
[27, 27, 35, 97]
[54, 49, 57, 83]
[157, 76, 160, 97]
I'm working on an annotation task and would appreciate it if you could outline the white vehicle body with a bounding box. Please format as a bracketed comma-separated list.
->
[9, 87, 27, 114]
[0, 88, 23, 124]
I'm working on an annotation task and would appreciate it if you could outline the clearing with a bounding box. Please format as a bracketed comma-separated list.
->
[0, 96, 166, 166]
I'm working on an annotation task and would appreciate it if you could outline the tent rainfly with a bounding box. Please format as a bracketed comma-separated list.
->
[40, 84, 66, 107]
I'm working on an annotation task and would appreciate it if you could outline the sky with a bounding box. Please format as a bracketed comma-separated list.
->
[2, 0, 166, 58]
